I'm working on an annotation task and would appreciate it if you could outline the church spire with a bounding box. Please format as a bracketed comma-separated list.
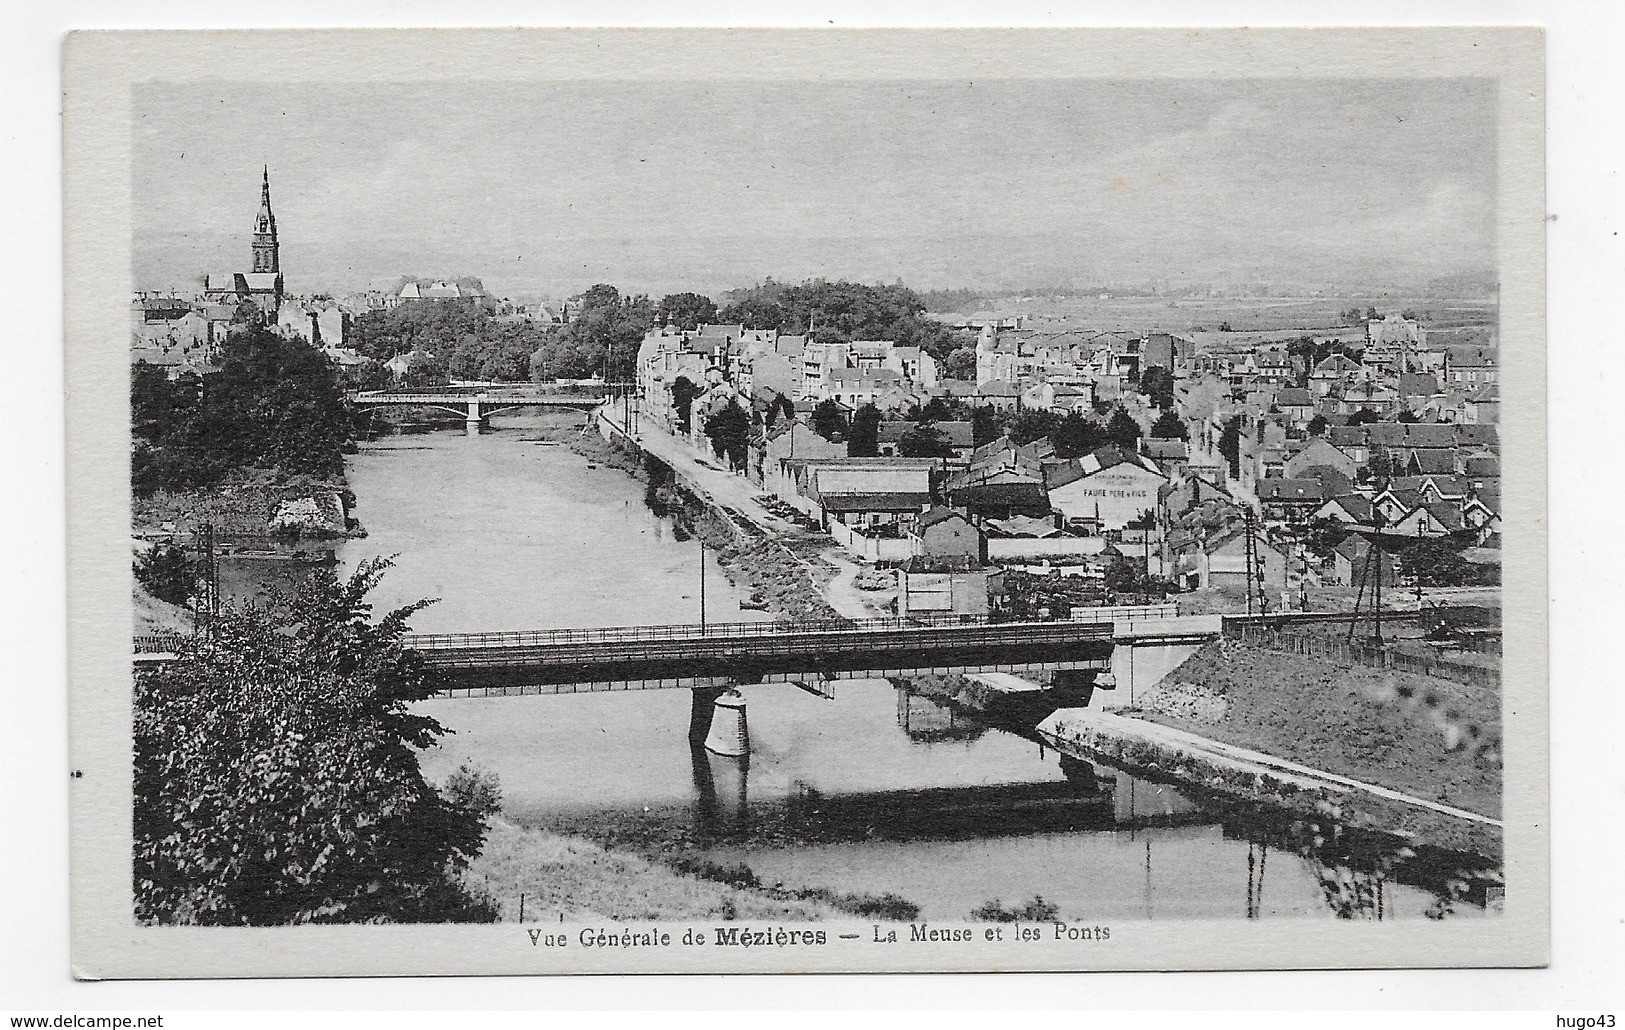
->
[251, 165, 279, 274]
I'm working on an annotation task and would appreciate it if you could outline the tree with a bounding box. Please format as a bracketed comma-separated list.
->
[713, 278, 954, 353]
[401, 352, 449, 389]
[530, 284, 656, 382]
[1140, 366, 1176, 410]
[1104, 554, 1139, 594]
[1348, 407, 1381, 425]
[703, 400, 751, 470]
[1307, 414, 1329, 437]
[1007, 409, 1061, 446]
[1052, 410, 1106, 458]
[916, 396, 952, 423]
[657, 292, 719, 331]
[340, 359, 392, 393]
[943, 346, 978, 381]
[1149, 411, 1189, 440]
[718, 295, 787, 331]
[811, 399, 847, 442]
[131, 328, 357, 496]
[971, 406, 1002, 447]
[898, 425, 954, 458]
[670, 376, 703, 435]
[133, 541, 196, 606]
[847, 404, 881, 458]
[1397, 409, 1420, 424]
[1219, 415, 1244, 479]
[133, 559, 495, 925]
[1105, 407, 1142, 450]
[763, 392, 795, 431]
[1398, 539, 1471, 588]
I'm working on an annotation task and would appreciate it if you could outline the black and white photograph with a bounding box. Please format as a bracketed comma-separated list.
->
[60, 26, 1548, 978]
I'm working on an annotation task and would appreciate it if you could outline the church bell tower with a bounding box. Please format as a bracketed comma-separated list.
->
[251, 165, 279, 274]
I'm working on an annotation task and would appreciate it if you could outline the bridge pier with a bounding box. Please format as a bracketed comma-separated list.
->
[1106, 641, 1201, 707]
[702, 690, 750, 757]
[689, 686, 729, 749]
[465, 397, 483, 436]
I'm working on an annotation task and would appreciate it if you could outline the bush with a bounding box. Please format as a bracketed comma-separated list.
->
[971, 895, 1060, 922]
[133, 558, 494, 925]
[441, 762, 503, 819]
[133, 541, 196, 606]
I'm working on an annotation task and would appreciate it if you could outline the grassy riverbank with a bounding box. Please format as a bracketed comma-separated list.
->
[1112, 637, 1501, 857]
[462, 818, 921, 922]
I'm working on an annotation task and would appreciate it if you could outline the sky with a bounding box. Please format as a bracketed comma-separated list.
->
[132, 78, 1498, 299]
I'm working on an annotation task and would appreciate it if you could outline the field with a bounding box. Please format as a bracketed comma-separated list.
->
[939, 294, 1496, 336]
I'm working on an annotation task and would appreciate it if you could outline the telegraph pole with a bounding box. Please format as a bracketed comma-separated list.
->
[699, 538, 708, 631]
[1243, 508, 1260, 617]
[1371, 500, 1386, 644]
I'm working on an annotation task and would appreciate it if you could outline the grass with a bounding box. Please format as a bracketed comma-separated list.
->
[465, 820, 842, 922]
[670, 856, 921, 921]
[1136, 638, 1501, 819]
[970, 895, 1061, 922]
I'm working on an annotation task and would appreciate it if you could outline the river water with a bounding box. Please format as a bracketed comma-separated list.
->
[340, 414, 1484, 922]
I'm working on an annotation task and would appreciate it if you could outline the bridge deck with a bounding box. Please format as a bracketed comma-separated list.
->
[350, 391, 608, 407]
[404, 609, 1180, 692]
[142, 605, 1441, 695]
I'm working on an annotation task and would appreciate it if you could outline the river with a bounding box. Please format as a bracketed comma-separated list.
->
[339, 413, 1484, 922]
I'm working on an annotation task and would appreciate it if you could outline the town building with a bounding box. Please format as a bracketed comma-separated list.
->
[1044, 445, 1169, 532]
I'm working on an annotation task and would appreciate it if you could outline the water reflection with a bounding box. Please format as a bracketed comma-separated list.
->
[691, 747, 750, 838]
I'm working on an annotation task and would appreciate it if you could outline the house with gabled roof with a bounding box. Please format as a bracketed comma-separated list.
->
[1445, 346, 1499, 389]
[1465, 385, 1500, 424]
[908, 505, 989, 563]
[1390, 502, 1466, 539]
[1372, 486, 1425, 526]
[1460, 493, 1502, 543]
[1310, 353, 1363, 396]
[1257, 478, 1327, 523]
[1274, 386, 1317, 427]
[1285, 437, 1359, 481]
[1403, 448, 1461, 477]
[1337, 382, 1400, 417]
[1313, 494, 1375, 526]
[1333, 534, 1402, 589]
[1044, 444, 1169, 531]
[1414, 474, 1473, 504]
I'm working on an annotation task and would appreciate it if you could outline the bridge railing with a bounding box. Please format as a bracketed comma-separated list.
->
[402, 604, 1179, 652]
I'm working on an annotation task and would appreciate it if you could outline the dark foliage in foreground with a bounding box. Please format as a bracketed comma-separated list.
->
[131, 328, 354, 496]
[133, 558, 496, 925]
[133, 540, 197, 606]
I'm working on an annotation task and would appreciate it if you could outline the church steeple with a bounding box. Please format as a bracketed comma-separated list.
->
[251, 165, 279, 274]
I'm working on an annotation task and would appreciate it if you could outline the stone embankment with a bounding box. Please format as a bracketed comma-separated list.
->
[568, 424, 843, 623]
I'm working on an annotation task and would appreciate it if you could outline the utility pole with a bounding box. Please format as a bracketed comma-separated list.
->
[1243, 508, 1259, 617]
[1299, 546, 1308, 612]
[1415, 519, 1425, 605]
[699, 538, 707, 631]
[1371, 499, 1386, 645]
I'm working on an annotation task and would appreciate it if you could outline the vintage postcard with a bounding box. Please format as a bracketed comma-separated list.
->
[65, 27, 1547, 978]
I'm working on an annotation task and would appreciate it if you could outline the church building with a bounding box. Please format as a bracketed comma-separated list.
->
[203, 166, 285, 315]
